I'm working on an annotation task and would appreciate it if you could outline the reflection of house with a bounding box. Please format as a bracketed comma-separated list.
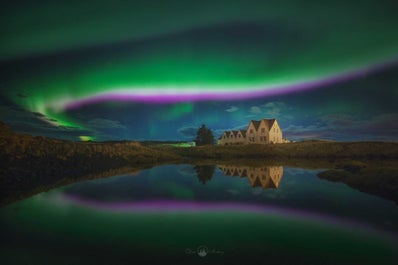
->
[218, 118, 283, 145]
[218, 164, 283, 189]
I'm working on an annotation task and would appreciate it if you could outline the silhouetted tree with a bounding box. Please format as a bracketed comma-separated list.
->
[194, 124, 214, 146]
[194, 165, 215, 185]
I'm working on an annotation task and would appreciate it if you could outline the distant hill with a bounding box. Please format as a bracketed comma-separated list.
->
[0, 121, 12, 136]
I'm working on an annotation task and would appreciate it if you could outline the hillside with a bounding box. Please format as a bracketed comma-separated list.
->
[0, 122, 179, 190]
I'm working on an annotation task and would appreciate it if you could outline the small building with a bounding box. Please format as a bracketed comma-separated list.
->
[219, 118, 283, 145]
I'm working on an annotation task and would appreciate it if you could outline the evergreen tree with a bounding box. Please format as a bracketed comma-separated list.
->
[194, 124, 214, 146]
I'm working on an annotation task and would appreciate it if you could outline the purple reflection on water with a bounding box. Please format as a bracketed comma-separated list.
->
[61, 194, 394, 240]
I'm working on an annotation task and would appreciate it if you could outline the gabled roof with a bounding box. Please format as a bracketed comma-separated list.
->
[249, 120, 262, 131]
[219, 131, 228, 139]
[263, 118, 276, 129]
[249, 119, 276, 131]
[239, 130, 246, 137]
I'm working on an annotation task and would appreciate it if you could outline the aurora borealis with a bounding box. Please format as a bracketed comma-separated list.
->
[1, 0, 397, 141]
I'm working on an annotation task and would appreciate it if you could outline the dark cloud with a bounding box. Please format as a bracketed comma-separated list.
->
[17, 93, 27, 98]
[177, 126, 198, 139]
[0, 105, 90, 140]
[284, 113, 398, 141]
[86, 118, 126, 129]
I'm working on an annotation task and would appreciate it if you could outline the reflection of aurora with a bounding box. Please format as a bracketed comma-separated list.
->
[2, 193, 397, 264]
[52, 195, 398, 243]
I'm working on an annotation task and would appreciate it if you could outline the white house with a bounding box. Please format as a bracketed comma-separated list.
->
[218, 118, 283, 145]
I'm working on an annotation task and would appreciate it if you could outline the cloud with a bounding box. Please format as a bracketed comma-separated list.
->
[262, 102, 286, 109]
[261, 101, 287, 117]
[225, 106, 239, 112]
[178, 126, 198, 139]
[0, 106, 91, 140]
[250, 106, 262, 114]
[214, 123, 248, 138]
[283, 113, 398, 141]
[86, 118, 126, 129]
[247, 102, 289, 119]
[17, 93, 28, 98]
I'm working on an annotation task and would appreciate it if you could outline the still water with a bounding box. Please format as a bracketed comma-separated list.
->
[1, 163, 397, 265]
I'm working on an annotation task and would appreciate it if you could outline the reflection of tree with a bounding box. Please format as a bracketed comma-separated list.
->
[194, 165, 215, 185]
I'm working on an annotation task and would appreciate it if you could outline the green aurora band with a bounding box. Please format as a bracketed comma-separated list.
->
[1, 0, 398, 130]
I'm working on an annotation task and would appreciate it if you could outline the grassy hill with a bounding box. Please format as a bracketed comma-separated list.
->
[159, 141, 398, 160]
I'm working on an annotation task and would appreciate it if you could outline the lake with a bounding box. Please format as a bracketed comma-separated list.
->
[1, 163, 397, 265]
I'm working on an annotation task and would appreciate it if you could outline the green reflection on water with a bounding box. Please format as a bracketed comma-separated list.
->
[1, 193, 397, 265]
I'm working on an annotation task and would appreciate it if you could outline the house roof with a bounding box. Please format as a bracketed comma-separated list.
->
[249, 118, 276, 131]
[249, 120, 262, 131]
[239, 130, 246, 137]
[263, 118, 276, 129]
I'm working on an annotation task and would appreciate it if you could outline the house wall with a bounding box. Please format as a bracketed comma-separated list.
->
[246, 123, 258, 143]
[268, 121, 283, 143]
[220, 131, 246, 145]
[257, 121, 270, 144]
[235, 131, 246, 144]
[218, 133, 229, 145]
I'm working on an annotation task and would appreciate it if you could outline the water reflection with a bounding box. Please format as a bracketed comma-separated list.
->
[194, 165, 215, 184]
[218, 164, 283, 189]
[1, 163, 398, 265]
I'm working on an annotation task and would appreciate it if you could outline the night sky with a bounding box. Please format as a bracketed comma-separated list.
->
[1, 0, 397, 141]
